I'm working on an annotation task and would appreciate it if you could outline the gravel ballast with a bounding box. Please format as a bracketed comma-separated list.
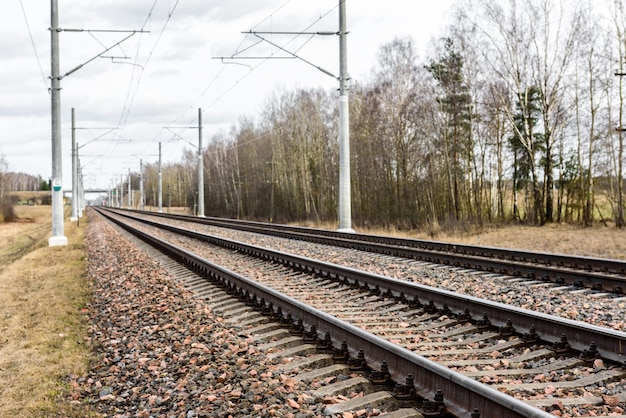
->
[68, 213, 340, 417]
[153, 217, 626, 333]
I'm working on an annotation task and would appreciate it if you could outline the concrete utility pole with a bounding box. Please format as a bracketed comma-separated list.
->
[127, 168, 131, 208]
[71, 108, 78, 221]
[49, 0, 67, 246]
[217, 2, 352, 230]
[197, 108, 205, 217]
[158, 142, 163, 213]
[163, 109, 204, 216]
[337, 0, 353, 232]
[77, 159, 84, 216]
[47, 2, 146, 236]
[140, 159, 144, 211]
[615, 71, 626, 228]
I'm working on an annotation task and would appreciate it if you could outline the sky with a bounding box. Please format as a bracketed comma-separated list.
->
[1, 0, 454, 192]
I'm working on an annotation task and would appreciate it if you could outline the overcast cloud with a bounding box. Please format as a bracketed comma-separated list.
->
[1, 0, 453, 191]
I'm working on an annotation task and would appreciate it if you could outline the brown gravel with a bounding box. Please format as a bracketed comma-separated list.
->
[123, 213, 626, 417]
[69, 212, 334, 417]
[137, 215, 626, 333]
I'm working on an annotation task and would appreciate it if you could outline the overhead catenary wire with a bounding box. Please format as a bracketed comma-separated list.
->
[158, 0, 339, 148]
[16, 1, 161, 190]
[72, 1, 341, 189]
[19, 0, 48, 94]
[161, 0, 304, 125]
[153, 0, 298, 145]
[96, 0, 177, 167]
[116, 0, 180, 130]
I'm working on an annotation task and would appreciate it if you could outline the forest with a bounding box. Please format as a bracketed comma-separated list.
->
[15, 0, 626, 231]
[0, 153, 47, 198]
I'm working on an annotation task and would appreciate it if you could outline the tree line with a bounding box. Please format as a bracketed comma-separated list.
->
[0, 150, 48, 199]
[130, 0, 625, 230]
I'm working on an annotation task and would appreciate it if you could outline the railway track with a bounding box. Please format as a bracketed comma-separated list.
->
[117, 208, 626, 295]
[94, 207, 626, 417]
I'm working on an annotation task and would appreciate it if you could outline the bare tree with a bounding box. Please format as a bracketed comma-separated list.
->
[530, 0, 582, 223]
[573, 8, 610, 226]
[457, 0, 544, 223]
[371, 38, 425, 225]
[0, 152, 8, 201]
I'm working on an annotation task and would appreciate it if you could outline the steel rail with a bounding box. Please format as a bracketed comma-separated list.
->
[115, 208, 626, 292]
[96, 207, 556, 418]
[102, 207, 626, 365]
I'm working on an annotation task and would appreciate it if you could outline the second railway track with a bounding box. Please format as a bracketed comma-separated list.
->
[95, 207, 626, 417]
[107, 208, 626, 333]
[124, 208, 626, 294]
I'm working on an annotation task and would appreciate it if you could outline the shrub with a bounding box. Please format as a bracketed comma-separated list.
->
[0, 198, 17, 222]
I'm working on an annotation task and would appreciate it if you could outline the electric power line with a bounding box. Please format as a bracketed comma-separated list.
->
[159, 0, 338, 145]
[19, 0, 48, 94]
[116, 0, 181, 130]
[97, 0, 178, 166]
[151, 1, 298, 144]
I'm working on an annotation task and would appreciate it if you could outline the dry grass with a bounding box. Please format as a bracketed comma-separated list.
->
[0, 206, 96, 417]
[381, 223, 626, 260]
[424, 223, 626, 260]
[0, 206, 50, 271]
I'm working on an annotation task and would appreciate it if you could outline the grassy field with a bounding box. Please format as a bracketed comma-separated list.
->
[0, 206, 94, 417]
[409, 223, 626, 260]
[1, 205, 625, 417]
